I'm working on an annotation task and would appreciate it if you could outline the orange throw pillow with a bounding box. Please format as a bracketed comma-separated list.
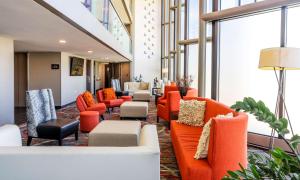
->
[83, 91, 95, 107]
[103, 88, 117, 100]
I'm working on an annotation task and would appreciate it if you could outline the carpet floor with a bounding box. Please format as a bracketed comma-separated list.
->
[18, 100, 181, 179]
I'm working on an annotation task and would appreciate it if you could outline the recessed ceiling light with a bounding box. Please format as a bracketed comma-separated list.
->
[59, 40, 66, 44]
[88, 50, 93, 53]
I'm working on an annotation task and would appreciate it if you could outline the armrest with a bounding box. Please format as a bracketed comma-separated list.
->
[0, 125, 22, 147]
[139, 125, 160, 152]
[207, 113, 248, 180]
[167, 91, 181, 112]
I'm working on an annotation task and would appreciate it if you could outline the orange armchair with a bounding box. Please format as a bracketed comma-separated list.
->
[97, 89, 125, 112]
[157, 91, 181, 125]
[76, 94, 106, 120]
[157, 85, 178, 106]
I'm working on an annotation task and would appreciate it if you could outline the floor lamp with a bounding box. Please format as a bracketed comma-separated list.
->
[259, 47, 300, 149]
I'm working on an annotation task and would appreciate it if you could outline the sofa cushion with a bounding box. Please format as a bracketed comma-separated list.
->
[171, 121, 212, 180]
[88, 120, 141, 146]
[103, 88, 117, 100]
[83, 91, 95, 107]
[177, 100, 206, 126]
[139, 82, 149, 90]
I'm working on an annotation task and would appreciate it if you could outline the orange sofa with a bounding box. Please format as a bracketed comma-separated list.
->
[171, 97, 248, 180]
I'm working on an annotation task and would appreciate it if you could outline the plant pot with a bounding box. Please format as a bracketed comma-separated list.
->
[179, 87, 188, 98]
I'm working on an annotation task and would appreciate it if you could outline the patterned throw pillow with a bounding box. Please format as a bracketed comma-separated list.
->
[194, 113, 234, 159]
[177, 100, 206, 126]
[139, 82, 149, 90]
[103, 88, 117, 100]
[83, 91, 95, 107]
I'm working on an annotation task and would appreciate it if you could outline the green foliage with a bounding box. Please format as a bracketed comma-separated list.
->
[222, 97, 300, 180]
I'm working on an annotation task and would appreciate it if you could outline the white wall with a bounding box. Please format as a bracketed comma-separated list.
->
[132, 0, 161, 84]
[0, 37, 14, 125]
[61, 52, 86, 106]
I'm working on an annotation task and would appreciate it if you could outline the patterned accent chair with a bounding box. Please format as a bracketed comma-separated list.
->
[111, 79, 129, 97]
[26, 89, 79, 146]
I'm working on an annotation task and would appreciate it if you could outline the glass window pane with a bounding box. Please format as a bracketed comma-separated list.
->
[241, 0, 255, 6]
[219, 11, 281, 135]
[188, 44, 198, 88]
[188, 0, 199, 39]
[206, 41, 212, 98]
[221, 0, 238, 10]
[286, 6, 300, 137]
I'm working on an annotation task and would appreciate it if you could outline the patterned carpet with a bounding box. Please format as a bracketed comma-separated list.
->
[18, 100, 181, 179]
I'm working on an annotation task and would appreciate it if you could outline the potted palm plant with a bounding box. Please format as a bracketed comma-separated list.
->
[223, 97, 300, 180]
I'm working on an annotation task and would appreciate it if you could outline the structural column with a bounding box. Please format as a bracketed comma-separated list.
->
[0, 37, 14, 125]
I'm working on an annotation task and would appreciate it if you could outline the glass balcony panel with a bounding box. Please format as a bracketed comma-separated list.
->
[80, 0, 132, 54]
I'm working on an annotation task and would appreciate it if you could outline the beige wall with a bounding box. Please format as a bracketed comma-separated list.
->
[28, 52, 61, 106]
[0, 37, 14, 125]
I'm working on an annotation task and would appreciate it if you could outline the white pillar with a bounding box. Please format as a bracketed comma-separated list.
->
[0, 37, 14, 125]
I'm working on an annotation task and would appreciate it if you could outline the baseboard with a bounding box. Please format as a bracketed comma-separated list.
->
[56, 101, 76, 109]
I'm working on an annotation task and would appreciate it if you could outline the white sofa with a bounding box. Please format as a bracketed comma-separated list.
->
[124, 82, 151, 96]
[0, 124, 160, 180]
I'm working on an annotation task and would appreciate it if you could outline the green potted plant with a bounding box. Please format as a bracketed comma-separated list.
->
[223, 97, 300, 180]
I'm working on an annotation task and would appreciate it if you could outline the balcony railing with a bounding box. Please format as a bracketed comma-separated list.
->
[80, 0, 132, 54]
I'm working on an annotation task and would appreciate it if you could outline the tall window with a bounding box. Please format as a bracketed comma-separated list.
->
[285, 6, 300, 137]
[219, 11, 281, 135]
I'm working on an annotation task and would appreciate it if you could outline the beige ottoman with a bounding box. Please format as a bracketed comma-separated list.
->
[88, 120, 141, 146]
[133, 90, 151, 101]
[120, 101, 148, 120]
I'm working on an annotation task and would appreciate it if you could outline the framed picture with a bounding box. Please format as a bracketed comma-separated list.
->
[70, 57, 84, 76]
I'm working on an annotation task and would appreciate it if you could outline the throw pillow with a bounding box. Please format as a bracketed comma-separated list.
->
[139, 82, 149, 90]
[83, 91, 95, 107]
[103, 88, 117, 100]
[194, 113, 234, 159]
[177, 100, 206, 126]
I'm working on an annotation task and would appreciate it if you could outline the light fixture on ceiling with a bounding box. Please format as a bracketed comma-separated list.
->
[88, 50, 93, 53]
[59, 39, 66, 44]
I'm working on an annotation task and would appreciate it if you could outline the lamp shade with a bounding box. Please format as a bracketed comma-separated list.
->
[259, 47, 300, 70]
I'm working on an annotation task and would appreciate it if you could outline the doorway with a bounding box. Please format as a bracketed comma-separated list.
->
[86, 59, 92, 92]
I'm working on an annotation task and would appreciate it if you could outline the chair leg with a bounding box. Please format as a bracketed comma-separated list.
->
[157, 116, 159, 123]
[27, 136, 32, 146]
[58, 139, 62, 146]
[100, 115, 105, 121]
[75, 131, 78, 141]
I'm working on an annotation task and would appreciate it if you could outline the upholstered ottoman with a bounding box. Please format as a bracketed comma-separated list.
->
[120, 101, 148, 120]
[121, 96, 132, 102]
[133, 90, 151, 102]
[88, 120, 141, 147]
[80, 111, 99, 132]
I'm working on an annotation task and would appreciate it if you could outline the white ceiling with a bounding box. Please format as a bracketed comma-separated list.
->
[0, 0, 130, 62]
